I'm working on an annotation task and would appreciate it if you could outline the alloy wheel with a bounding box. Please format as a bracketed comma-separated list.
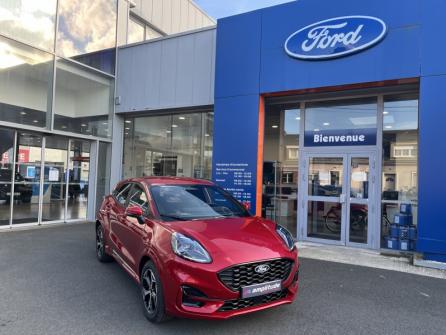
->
[142, 268, 158, 314]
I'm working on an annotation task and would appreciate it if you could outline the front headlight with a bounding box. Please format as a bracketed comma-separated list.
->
[276, 224, 295, 251]
[171, 232, 212, 263]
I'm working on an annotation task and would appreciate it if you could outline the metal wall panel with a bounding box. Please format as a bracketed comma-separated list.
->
[162, 0, 173, 34]
[175, 35, 196, 106]
[151, 0, 163, 29]
[141, 0, 153, 23]
[130, 0, 214, 36]
[172, 0, 181, 33]
[131, 0, 143, 17]
[159, 37, 178, 105]
[116, 28, 216, 113]
[188, 3, 195, 29]
[180, 0, 189, 32]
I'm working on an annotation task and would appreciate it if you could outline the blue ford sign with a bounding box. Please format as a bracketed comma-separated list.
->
[284, 16, 387, 60]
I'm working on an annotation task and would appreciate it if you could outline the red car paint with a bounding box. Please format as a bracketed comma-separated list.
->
[97, 177, 299, 320]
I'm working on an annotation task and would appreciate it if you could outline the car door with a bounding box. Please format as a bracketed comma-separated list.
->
[108, 183, 132, 255]
[119, 183, 154, 273]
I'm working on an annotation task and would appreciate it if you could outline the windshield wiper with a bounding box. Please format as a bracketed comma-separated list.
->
[159, 214, 188, 221]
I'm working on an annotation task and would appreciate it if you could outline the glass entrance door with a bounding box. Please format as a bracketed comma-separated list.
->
[42, 136, 69, 222]
[12, 132, 43, 225]
[66, 140, 90, 220]
[303, 152, 376, 247]
[0, 128, 93, 228]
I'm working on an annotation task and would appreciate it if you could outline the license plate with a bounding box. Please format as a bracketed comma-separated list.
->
[241, 280, 282, 298]
[6, 192, 20, 196]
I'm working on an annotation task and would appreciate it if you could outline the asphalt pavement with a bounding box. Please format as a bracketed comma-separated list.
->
[1, 223, 445, 335]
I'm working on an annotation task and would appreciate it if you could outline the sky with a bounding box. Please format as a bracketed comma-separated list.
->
[194, 0, 295, 19]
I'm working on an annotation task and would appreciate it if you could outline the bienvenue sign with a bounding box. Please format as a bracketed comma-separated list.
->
[304, 128, 377, 147]
[284, 16, 387, 60]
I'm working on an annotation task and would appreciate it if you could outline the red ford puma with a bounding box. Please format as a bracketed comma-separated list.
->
[96, 177, 299, 322]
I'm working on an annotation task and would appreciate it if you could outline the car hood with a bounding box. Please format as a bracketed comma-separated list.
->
[164, 216, 293, 265]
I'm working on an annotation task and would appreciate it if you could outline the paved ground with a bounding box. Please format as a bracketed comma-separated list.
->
[1, 223, 446, 335]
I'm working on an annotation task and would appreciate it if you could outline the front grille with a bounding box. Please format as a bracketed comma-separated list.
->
[218, 289, 288, 312]
[218, 258, 294, 291]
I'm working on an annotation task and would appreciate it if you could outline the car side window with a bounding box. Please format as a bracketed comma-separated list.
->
[127, 184, 150, 215]
[115, 183, 132, 206]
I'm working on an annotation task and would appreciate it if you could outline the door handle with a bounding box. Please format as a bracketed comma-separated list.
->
[339, 194, 346, 204]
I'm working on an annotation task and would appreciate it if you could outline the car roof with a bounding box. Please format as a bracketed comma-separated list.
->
[118, 176, 215, 187]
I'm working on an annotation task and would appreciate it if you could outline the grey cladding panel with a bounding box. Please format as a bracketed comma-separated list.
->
[193, 31, 214, 105]
[175, 35, 195, 106]
[159, 38, 178, 106]
[117, 29, 216, 113]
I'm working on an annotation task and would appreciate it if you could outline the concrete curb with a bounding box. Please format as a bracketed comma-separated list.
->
[297, 241, 446, 280]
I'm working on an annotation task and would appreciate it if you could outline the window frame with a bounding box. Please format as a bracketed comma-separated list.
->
[126, 183, 152, 217]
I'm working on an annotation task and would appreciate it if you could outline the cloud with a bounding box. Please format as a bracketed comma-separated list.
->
[58, 0, 117, 56]
[56, 31, 81, 58]
[0, 1, 57, 51]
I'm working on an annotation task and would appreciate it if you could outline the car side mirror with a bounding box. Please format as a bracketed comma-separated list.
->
[126, 205, 145, 225]
[242, 202, 251, 211]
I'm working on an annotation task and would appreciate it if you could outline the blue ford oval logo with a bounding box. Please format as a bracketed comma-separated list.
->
[255, 264, 270, 274]
[284, 16, 387, 60]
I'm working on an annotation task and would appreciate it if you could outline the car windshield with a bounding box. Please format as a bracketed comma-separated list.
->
[150, 184, 251, 221]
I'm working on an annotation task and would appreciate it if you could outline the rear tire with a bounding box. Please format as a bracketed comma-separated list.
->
[140, 261, 170, 323]
[96, 224, 113, 263]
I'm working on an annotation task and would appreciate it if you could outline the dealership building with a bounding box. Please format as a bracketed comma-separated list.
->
[2, 0, 446, 264]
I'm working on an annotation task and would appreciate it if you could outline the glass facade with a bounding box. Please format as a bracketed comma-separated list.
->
[0, 0, 58, 51]
[0, 1, 117, 138]
[305, 98, 377, 132]
[263, 93, 419, 249]
[66, 140, 90, 220]
[53, 58, 114, 138]
[203, 112, 214, 180]
[0, 0, 118, 227]
[123, 112, 213, 180]
[0, 128, 96, 226]
[42, 136, 68, 222]
[381, 94, 418, 246]
[262, 105, 301, 236]
[0, 36, 53, 128]
[12, 132, 42, 224]
[0, 128, 15, 226]
[96, 142, 111, 214]
[57, 0, 117, 74]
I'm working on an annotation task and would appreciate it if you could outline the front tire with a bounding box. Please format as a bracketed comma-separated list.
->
[96, 224, 113, 262]
[140, 261, 170, 323]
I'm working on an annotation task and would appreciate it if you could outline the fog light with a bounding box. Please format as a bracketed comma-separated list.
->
[181, 286, 207, 308]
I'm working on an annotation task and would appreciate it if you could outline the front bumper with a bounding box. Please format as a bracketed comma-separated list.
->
[161, 257, 299, 320]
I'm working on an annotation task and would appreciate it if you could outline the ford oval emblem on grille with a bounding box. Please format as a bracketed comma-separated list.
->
[255, 264, 270, 274]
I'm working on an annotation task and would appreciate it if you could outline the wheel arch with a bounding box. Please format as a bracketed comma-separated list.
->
[138, 248, 162, 278]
